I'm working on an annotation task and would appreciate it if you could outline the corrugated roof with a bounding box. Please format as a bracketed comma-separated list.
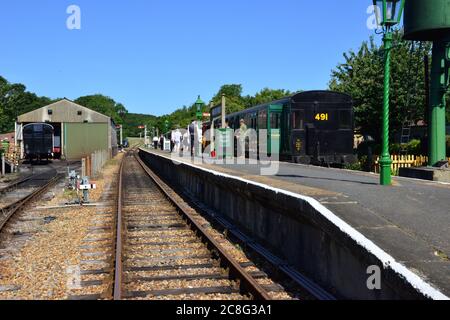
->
[18, 99, 111, 123]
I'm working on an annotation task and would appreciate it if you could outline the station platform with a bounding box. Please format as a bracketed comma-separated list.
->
[142, 148, 450, 297]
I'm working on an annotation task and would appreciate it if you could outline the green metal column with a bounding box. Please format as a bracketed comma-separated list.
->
[379, 32, 393, 185]
[428, 39, 449, 166]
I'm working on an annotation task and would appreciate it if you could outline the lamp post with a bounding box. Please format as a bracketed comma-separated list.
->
[373, 0, 405, 186]
[164, 120, 170, 134]
[195, 95, 205, 122]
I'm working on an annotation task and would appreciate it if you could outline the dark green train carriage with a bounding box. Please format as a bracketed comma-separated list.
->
[210, 91, 356, 165]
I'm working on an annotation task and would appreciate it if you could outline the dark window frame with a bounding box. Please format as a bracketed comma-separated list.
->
[292, 110, 305, 130]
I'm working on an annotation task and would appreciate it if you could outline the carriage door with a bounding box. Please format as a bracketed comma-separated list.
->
[267, 105, 282, 156]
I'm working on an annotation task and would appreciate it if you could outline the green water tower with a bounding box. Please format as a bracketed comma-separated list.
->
[404, 0, 450, 41]
[404, 0, 450, 166]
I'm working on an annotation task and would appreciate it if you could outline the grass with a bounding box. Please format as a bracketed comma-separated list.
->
[63, 189, 79, 202]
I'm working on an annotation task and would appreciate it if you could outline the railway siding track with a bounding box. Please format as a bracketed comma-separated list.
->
[0, 174, 34, 196]
[112, 152, 275, 300]
[0, 171, 62, 232]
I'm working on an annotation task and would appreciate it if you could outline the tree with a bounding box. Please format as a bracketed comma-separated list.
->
[210, 84, 248, 114]
[329, 32, 432, 140]
[250, 88, 293, 106]
[0, 77, 52, 133]
[74, 94, 127, 125]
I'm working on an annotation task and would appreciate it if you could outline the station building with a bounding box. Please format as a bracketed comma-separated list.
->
[15, 99, 118, 160]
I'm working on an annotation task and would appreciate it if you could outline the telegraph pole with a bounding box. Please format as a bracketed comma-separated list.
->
[144, 125, 148, 146]
[221, 94, 226, 129]
[120, 125, 123, 147]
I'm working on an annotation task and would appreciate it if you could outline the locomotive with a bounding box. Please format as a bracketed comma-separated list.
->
[208, 91, 357, 166]
[23, 123, 54, 161]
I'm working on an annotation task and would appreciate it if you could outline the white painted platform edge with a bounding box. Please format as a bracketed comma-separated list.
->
[142, 149, 450, 300]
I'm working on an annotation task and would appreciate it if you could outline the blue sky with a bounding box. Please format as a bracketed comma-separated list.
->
[0, 0, 378, 116]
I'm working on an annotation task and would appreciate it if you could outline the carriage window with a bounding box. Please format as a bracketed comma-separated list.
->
[292, 111, 304, 129]
[339, 110, 352, 129]
[258, 111, 267, 129]
[252, 114, 257, 129]
[33, 124, 43, 132]
[270, 113, 281, 129]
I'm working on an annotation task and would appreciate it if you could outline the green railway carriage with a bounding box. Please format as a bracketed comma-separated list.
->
[211, 91, 356, 165]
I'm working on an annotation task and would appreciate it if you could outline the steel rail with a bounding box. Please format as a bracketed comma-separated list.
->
[133, 152, 271, 301]
[0, 173, 62, 232]
[138, 148, 335, 300]
[0, 174, 34, 196]
[113, 154, 125, 300]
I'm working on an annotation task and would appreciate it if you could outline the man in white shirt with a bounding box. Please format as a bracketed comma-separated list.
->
[173, 129, 182, 153]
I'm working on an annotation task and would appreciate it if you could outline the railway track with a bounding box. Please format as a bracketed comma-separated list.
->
[0, 170, 62, 232]
[111, 152, 276, 300]
[0, 175, 34, 196]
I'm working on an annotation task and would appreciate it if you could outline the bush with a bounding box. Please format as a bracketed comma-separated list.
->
[344, 161, 363, 171]
[406, 139, 421, 155]
[390, 140, 422, 155]
[390, 143, 402, 154]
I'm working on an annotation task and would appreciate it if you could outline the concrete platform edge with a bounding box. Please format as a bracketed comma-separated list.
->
[139, 148, 449, 300]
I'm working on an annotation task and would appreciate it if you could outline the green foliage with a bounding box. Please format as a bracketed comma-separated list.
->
[0, 76, 52, 133]
[123, 113, 157, 137]
[405, 139, 421, 155]
[0, 76, 146, 138]
[249, 88, 293, 106]
[160, 85, 295, 133]
[330, 31, 432, 141]
[74, 95, 127, 125]
[344, 160, 363, 171]
[390, 140, 422, 155]
[210, 84, 248, 114]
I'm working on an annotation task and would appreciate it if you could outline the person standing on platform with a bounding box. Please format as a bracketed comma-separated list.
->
[160, 135, 164, 151]
[173, 128, 182, 153]
[170, 130, 175, 152]
[189, 120, 196, 156]
[237, 119, 248, 157]
[153, 136, 158, 149]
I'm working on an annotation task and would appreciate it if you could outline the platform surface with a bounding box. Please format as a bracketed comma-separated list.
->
[144, 148, 450, 296]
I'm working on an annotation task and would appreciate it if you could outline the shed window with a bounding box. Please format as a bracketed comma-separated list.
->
[77, 111, 82, 116]
[48, 109, 53, 115]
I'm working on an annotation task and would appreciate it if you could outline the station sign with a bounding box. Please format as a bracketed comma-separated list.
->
[138, 125, 145, 129]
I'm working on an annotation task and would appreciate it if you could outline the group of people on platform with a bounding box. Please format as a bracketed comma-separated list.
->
[152, 118, 249, 156]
